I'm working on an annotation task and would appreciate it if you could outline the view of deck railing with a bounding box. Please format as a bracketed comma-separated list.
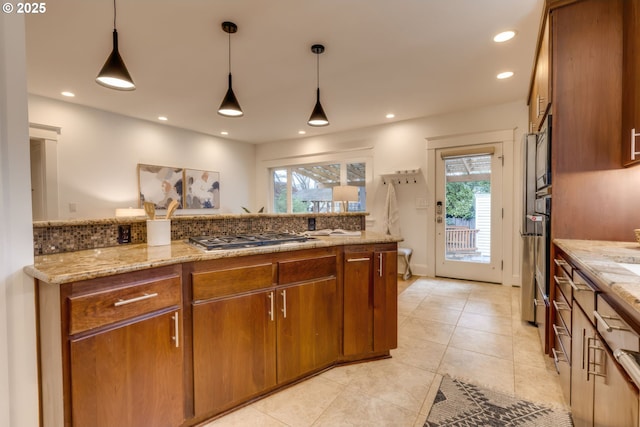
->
[445, 226, 479, 253]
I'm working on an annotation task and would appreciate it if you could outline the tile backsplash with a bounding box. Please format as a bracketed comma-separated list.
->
[33, 213, 367, 256]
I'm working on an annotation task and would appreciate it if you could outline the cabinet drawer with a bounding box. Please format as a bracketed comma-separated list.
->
[553, 287, 572, 336]
[192, 263, 274, 301]
[552, 331, 571, 402]
[553, 257, 573, 304]
[596, 295, 640, 352]
[278, 255, 336, 285]
[573, 269, 598, 324]
[69, 274, 181, 335]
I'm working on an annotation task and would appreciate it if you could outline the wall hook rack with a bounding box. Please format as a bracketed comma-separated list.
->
[381, 168, 421, 185]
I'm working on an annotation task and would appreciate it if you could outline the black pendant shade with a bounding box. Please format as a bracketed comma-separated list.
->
[96, 1, 135, 91]
[308, 44, 329, 127]
[217, 21, 243, 117]
[308, 88, 329, 126]
[218, 73, 243, 117]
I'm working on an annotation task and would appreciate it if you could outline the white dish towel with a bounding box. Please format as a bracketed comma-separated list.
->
[383, 182, 401, 236]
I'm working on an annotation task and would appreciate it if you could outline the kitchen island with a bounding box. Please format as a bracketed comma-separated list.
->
[27, 232, 400, 427]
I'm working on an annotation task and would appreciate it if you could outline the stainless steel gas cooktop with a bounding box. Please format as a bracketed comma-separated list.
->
[189, 232, 310, 251]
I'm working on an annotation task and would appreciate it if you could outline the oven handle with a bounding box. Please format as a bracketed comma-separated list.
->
[614, 349, 640, 389]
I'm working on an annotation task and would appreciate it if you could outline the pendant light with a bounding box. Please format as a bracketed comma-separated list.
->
[308, 44, 329, 127]
[96, 0, 135, 90]
[217, 21, 243, 117]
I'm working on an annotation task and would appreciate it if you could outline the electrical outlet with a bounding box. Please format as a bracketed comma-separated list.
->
[307, 217, 316, 231]
[118, 225, 131, 244]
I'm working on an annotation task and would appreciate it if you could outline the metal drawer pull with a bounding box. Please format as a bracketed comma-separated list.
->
[554, 275, 571, 285]
[554, 258, 570, 269]
[268, 292, 274, 322]
[379, 253, 383, 277]
[347, 257, 370, 262]
[569, 281, 591, 293]
[114, 292, 158, 307]
[171, 312, 179, 348]
[587, 337, 606, 379]
[594, 310, 630, 332]
[281, 290, 287, 319]
[553, 323, 568, 337]
[614, 349, 640, 389]
[551, 348, 567, 374]
[552, 300, 570, 311]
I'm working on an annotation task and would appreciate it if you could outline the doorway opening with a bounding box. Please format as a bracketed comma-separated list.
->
[435, 144, 503, 283]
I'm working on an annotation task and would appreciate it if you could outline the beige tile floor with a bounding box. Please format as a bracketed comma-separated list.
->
[204, 276, 568, 427]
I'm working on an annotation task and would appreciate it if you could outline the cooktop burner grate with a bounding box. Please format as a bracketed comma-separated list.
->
[189, 232, 309, 250]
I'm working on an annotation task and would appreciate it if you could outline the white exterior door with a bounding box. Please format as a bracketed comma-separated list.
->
[434, 143, 503, 283]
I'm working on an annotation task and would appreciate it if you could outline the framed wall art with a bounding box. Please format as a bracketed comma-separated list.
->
[138, 164, 184, 209]
[184, 168, 220, 209]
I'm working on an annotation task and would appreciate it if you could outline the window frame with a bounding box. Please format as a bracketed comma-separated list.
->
[268, 156, 372, 214]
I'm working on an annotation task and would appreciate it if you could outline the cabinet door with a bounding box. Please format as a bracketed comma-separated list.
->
[276, 278, 339, 383]
[593, 342, 639, 427]
[192, 292, 276, 417]
[343, 251, 374, 356]
[571, 306, 595, 427]
[373, 250, 397, 352]
[70, 310, 184, 427]
[529, 15, 551, 132]
[623, 0, 640, 166]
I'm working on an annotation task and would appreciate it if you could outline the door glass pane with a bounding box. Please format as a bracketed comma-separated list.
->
[272, 169, 287, 213]
[444, 155, 491, 263]
[291, 164, 340, 213]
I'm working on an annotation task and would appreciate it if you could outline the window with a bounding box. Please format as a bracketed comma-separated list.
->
[271, 161, 366, 213]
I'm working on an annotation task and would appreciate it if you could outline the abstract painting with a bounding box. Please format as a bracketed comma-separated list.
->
[138, 164, 183, 209]
[184, 169, 220, 209]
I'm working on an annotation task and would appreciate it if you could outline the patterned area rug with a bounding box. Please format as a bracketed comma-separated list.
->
[424, 376, 573, 426]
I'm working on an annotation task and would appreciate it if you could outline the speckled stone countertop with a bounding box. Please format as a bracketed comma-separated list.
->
[25, 231, 401, 285]
[554, 239, 640, 315]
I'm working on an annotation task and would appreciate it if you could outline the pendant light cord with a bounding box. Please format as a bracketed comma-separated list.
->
[228, 30, 231, 74]
[316, 54, 320, 89]
[113, 0, 117, 29]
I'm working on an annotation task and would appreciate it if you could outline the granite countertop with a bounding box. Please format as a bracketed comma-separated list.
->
[25, 231, 401, 285]
[554, 239, 640, 315]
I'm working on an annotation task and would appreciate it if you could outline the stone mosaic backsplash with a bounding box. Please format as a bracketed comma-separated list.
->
[33, 213, 367, 255]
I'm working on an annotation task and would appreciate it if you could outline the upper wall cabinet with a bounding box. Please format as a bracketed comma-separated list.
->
[623, 0, 640, 167]
[529, 14, 552, 133]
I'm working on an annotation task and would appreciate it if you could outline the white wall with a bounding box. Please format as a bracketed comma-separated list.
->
[28, 95, 257, 219]
[0, 13, 39, 427]
[256, 101, 528, 283]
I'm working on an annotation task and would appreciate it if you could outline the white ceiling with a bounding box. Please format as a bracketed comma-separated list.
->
[25, 0, 543, 144]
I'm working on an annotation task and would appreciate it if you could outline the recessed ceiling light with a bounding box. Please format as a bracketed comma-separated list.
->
[220, 131, 229, 135]
[298, 130, 306, 135]
[493, 31, 516, 43]
[386, 113, 395, 119]
[497, 71, 514, 79]
[61, 91, 75, 97]
[158, 116, 168, 121]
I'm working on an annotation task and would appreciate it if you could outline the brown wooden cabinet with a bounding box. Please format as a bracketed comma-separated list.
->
[343, 244, 397, 357]
[529, 14, 551, 132]
[571, 304, 595, 427]
[190, 250, 339, 419]
[190, 260, 276, 417]
[277, 253, 339, 382]
[622, 0, 640, 166]
[37, 242, 397, 427]
[38, 265, 185, 427]
[70, 310, 184, 427]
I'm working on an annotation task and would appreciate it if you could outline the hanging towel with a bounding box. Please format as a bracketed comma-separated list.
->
[383, 182, 401, 236]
